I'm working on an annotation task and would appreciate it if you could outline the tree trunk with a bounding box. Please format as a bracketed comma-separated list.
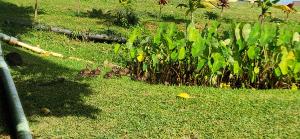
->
[77, 0, 80, 15]
[190, 13, 194, 23]
[34, 0, 38, 19]
[220, 7, 224, 18]
[159, 4, 162, 20]
[259, 14, 264, 24]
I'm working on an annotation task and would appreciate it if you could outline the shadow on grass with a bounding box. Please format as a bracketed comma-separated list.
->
[270, 17, 285, 23]
[219, 17, 234, 24]
[146, 11, 159, 19]
[161, 15, 188, 23]
[204, 11, 219, 20]
[79, 8, 114, 20]
[78, 8, 115, 26]
[0, 0, 99, 124]
[145, 11, 188, 24]
[11, 48, 99, 119]
[0, 1, 45, 36]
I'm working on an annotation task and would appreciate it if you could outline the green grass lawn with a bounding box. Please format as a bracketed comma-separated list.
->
[0, 0, 300, 138]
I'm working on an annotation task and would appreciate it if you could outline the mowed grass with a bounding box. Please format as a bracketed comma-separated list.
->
[0, 0, 300, 138]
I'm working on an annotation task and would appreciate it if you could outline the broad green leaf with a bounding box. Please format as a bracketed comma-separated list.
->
[254, 67, 260, 74]
[153, 24, 165, 45]
[208, 58, 213, 71]
[235, 23, 241, 41]
[233, 61, 240, 75]
[191, 37, 206, 57]
[206, 21, 220, 39]
[247, 23, 261, 46]
[211, 37, 219, 48]
[275, 67, 281, 77]
[220, 42, 232, 59]
[279, 47, 289, 75]
[237, 39, 245, 51]
[293, 32, 299, 42]
[197, 58, 206, 70]
[242, 23, 251, 42]
[142, 63, 148, 71]
[126, 28, 141, 49]
[277, 26, 293, 46]
[295, 42, 300, 61]
[128, 28, 140, 44]
[209, 21, 220, 35]
[260, 23, 276, 46]
[178, 47, 186, 60]
[130, 48, 136, 59]
[114, 44, 121, 54]
[294, 62, 300, 74]
[220, 39, 231, 46]
[166, 23, 177, 37]
[211, 53, 225, 73]
[152, 54, 159, 67]
[153, 32, 161, 45]
[171, 51, 178, 60]
[287, 51, 295, 60]
[176, 39, 186, 48]
[187, 23, 200, 42]
[247, 45, 259, 60]
[164, 35, 175, 50]
[126, 42, 133, 49]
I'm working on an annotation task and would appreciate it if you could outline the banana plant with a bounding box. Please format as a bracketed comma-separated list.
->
[217, 0, 229, 17]
[177, 0, 216, 22]
[273, 3, 297, 20]
[254, 0, 280, 23]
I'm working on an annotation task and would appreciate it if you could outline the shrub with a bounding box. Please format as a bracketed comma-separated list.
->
[114, 7, 139, 27]
[115, 22, 300, 89]
[114, 0, 139, 27]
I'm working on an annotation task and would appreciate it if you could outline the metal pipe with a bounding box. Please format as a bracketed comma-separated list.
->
[0, 33, 63, 58]
[0, 33, 93, 64]
[0, 42, 32, 139]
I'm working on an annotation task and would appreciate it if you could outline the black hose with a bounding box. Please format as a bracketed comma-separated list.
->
[4, 21, 127, 44]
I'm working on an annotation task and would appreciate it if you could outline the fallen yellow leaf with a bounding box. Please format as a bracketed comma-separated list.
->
[291, 83, 298, 91]
[220, 83, 231, 89]
[137, 53, 145, 62]
[177, 92, 193, 99]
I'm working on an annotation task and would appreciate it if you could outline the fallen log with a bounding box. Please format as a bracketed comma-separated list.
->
[4, 20, 127, 44]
